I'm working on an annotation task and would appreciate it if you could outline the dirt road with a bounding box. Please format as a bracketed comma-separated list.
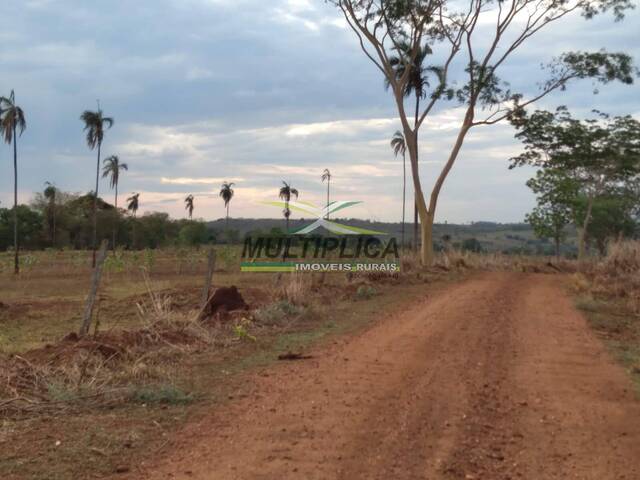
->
[137, 272, 640, 479]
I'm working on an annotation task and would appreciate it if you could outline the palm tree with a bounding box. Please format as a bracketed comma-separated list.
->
[102, 155, 128, 250]
[184, 194, 195, 220]
[126, 193, 140, 249]
[44, 181, 57, 246]
[385, 42, 436, 253]
[0, 90, 26, 274]
[321, 169, 332, 220]
[81, 107, 114, 266]
[391, 131, 406, 250]
[279, 181, 299, 233]
[219, 182, 235, 229]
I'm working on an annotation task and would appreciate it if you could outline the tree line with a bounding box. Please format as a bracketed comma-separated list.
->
[0, 189, 234, 251]
[0, 95, 245, 273]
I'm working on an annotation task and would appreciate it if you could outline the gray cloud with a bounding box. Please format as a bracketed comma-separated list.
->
[0, 0, 638, 222]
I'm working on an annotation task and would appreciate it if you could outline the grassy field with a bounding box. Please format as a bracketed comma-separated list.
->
[0, 247, 241, 352]
[0, 246, 462, 479]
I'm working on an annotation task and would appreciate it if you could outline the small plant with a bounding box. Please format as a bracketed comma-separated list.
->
[175, 246, 188, 274]
[20, 254, 38, 272]
[129, 384, 193, 405]
[104, 248, 126, 273]
[218, 246, 237, 271]
[356, 285, 377, 300]
[143, 248, 155, 272]
[46, 381, 81, 403]
[233, 319, 257, 342]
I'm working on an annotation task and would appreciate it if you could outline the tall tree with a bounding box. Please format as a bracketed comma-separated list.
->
[0, 90, 26, 274]
[524, 169, 575, 259]
[330, 0, 635, 265]
[391, 131, 407, 250]
[386, 42, 433, 253]
[81, 108, 114, 266]
[101, 155, 128, 250]
[126, 193, 139, 249]
[279, 181, 299, 233]
[184, 194, 195, 220]
[511, 107, 640, 260]
[44, 181, 57, 246]
[321, 169, 332, 219]
[219, 182, 235, 229]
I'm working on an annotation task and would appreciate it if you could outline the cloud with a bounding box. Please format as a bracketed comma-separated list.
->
[161, 177, 244, 185]
[0, 0, 638, 224]
[284, 118, 397, 137]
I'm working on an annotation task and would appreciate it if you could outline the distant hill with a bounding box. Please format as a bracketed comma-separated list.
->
[207, 218, 578, 255]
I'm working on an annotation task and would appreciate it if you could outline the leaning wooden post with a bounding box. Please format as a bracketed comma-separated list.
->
[201, 248, 216, 309]
[79, 240, 109, 336]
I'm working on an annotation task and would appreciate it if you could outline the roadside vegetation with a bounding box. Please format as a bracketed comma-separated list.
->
[572, 240, 640, 392]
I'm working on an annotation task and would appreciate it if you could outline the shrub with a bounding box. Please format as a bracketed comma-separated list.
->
[356, 285, 377, 300]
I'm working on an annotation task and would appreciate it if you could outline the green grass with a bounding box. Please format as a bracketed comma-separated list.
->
[129, 384, 194, 405]
[576, 295, 640, 394]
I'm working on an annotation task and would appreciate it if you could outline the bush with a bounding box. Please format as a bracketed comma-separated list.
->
[254, 301, 305, 325]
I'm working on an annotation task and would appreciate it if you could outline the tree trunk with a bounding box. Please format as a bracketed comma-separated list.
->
[112, 182, 118, 252]
[554, 236, 560, 260]
[92, 141, 102, 268]
[413, 201, 418, 253]
[200, 248, 216, 310]
[79, 239, 109, 336]
[326, 180, 330, 220]
[413, 96, 420, 255]
[577, 195, 595, 262]
[132, 214, 136, 250]
[285, 201, 289, 233]
[391, 80, 473, 266]
[421, 211, 434, 265]
[401, 152, 406, 250]
[421, 118, 473, 266]
[13, 126, 19, 275]
[52, 200, 56, 247]
[226, 204, 229, 229]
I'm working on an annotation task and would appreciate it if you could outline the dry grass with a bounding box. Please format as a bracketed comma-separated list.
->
[582, 239, 640, 314]
[429, 249, 572, 274]
[0, 274, 217, 417]
[271, 272, 313, 306]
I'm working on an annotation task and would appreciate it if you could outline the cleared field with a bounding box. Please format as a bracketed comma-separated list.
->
[0, 247, 446, 479]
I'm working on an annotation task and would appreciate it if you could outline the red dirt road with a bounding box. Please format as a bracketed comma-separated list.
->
[137, 272, 640, 479]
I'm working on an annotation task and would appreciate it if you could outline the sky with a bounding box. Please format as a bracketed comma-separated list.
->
[0, 0, 638, 223]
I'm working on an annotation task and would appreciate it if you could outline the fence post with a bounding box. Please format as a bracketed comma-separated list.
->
[79, 240, 109, 336]
[201, 248, 216, 309]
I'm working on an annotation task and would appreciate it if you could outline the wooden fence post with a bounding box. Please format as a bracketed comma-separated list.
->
[79, 240, 109, 336]
[201, 248, 216, 309]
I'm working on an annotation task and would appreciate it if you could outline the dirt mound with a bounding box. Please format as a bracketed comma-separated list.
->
[25, 326, 201, 366]
[202, 286, 248, 320]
